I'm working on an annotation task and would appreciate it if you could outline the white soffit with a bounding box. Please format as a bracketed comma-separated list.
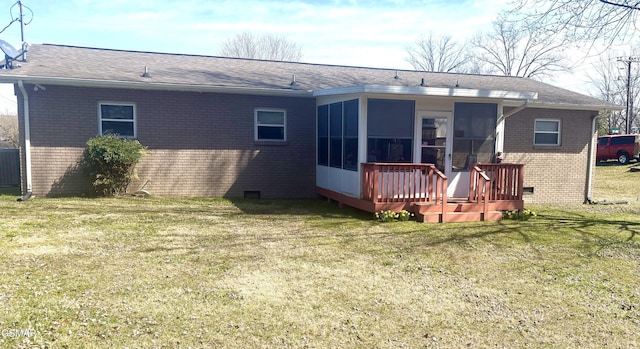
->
[313, 85, 539, 100]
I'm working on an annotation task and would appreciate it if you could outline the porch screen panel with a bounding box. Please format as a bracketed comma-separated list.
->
[317, 105, 329, 166]
[343, 99, 358, 171]
[329, 102, 343, 168]
[367, 99, 414, 163]
[367, 99, 414, 137]
[452, 102, 497, 171]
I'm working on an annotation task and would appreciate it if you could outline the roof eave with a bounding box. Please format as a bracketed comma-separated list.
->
[0, 75, 621, 111]
[517, 101, 624, 112]
[0, 75, 314, 97]
[313, 84, 539, 100]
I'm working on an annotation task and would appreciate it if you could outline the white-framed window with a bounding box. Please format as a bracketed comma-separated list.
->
[99, 102, 136, 138]
[255, 108, 286, 141]
[534, 119, 560, 146]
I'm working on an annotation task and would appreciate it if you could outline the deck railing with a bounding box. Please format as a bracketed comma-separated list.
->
[469, 165, 492, 217]
[472, 163, 524, 201]
[357, 162, 524, 221]
[361, 162, 448, 204]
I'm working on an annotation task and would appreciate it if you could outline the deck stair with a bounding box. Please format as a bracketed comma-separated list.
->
[411, 198, 503, 223]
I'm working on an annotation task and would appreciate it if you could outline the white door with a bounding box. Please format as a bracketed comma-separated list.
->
[415, 111, 455, 196]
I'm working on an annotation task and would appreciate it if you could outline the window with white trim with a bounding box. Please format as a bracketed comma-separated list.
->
[99, 102, 136, 138]
[534, 119, 561, 146]
[255, 108, 286, 141]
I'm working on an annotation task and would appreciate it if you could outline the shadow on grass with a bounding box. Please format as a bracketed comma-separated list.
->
[136, 214, 632, 263]
[541, 212, 640, 262]
[228, 198, 373, 220]
[12, 196, 370, 221]
[326, 206, 640, 257]
[10, 195, 637, 259]
[355, 222, 537, 251]
[535, 209, 640, 238]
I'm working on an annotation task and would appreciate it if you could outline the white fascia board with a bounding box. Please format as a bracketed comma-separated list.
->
[0, 75, 314, 97]
[507, 100, 624, 112]
[313, 84, 539, 100]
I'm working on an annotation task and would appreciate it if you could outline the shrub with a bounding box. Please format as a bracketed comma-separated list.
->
[376, 210, 398, 223]
[503, 209, 537, 221]
[82, 135, 147, 196]
[397, 209, 413, 221]
[376, 209, 414, 223]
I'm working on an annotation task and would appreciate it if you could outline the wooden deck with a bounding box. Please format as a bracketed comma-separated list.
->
[317, 163, 524, 223]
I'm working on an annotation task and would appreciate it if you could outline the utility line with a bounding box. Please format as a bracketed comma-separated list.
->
[0, 18, 18, 35]
[617, 56, 640, 134]
[0, 1, 33, 38]
[0, 93, 16, 105]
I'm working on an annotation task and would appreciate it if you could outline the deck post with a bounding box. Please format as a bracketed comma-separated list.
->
[517, 165, 524, 201]
[441, 178, 448, 223]
[372, 164, 379, 204]
[483, 179, 489, 220]
[468, 166, 476, 202]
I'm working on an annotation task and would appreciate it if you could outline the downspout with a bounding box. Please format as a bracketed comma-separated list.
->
[496, 100, 529, 155]
[17, 80, 32, 198]
[585, 110, 609, 204]
[497, 100, 529, 124]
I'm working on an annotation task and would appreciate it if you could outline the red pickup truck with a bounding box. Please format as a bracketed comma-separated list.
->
[596, 134, 640, 164]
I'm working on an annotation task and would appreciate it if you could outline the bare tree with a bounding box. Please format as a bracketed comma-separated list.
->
[470, 16, 571, 79]
[590, 56, 627, 133]
[589, 53, 640, 134]
[406, 32, 471, 73]
[509, 0, 640, 46]
[220, 32, 303, 61]
[0, 113, 18, 148]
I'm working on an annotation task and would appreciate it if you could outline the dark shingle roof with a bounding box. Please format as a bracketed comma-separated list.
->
[0, 44, 619, 110]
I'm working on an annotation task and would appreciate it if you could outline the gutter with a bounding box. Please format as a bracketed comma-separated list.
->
[0, 75, 314, 98]
[0, 76, 625, 111]
[504, 101, 624, 112]
[585, 110, 610, 204]
[17, 80, 32, 197]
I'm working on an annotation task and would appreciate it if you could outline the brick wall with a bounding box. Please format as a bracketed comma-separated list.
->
[503, 107, 596, 204]
[17, 83, 599, 202]
[18, 84, 316, 198]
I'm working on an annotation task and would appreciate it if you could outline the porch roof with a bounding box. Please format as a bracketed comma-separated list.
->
[0, 43, 621, 110]
[312, 84, 539, 101]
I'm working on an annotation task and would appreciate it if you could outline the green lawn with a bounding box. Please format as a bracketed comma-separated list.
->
[592, 160, 640, 206]
[0, 166, 639, 348]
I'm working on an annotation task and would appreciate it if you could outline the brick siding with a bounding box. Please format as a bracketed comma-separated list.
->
[18, 84, 316, 198]
[503, 107, 596, 204]
[16, 83, 600, 203]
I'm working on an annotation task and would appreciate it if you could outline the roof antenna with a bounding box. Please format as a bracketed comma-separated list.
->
[17, 1, 32, 61]
[0, 1, 31, 68]
[141, 65, 151, 78]
[420, 78, 426, 87]
[394, 70, 399, 79]
[18, 1, 25, 42]
[455, 80, 460, 88]
[290, 74, 297, 86]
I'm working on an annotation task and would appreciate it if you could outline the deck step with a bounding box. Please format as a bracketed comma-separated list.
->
[412, 201, 498, 213]
[417, 212, 443, 223]
[415, 210, 503, 223]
